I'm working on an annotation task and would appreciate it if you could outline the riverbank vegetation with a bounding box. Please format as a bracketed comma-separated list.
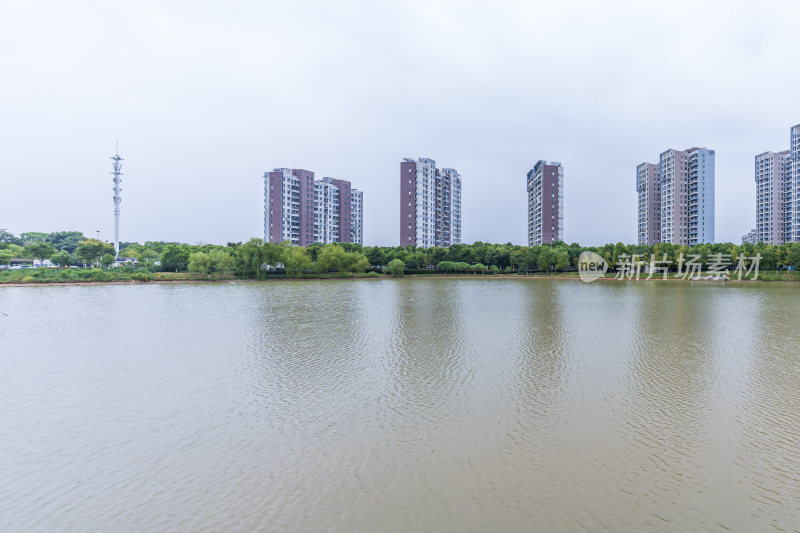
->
[4, 228, 800, 284]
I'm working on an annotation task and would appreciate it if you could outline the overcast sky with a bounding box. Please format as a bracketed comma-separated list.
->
[2, 1, 799, 246]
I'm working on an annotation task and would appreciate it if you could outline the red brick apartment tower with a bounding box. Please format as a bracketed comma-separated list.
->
[636, 162, 660, 246]
[527, 160, 564, 246]
[294, 169, 315, 247]
[331, 179, 352, 243]
[263, 168, 315, 245]
[265, 170, 284, 244]
[400, 158, 417, 247]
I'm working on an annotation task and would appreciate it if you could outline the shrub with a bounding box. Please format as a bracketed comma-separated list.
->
[386, 259, 405, 277]
[437, 261, 457, 272]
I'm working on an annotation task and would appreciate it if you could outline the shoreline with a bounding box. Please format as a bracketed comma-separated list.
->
[0, 273, 788, 287]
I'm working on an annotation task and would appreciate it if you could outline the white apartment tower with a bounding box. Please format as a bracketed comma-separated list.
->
[750, 123, 800, 244]
[791, 124, 800, 242]
[754, 151, 790, 244]
[314, 178, 341, 244]
[351, 189, 364, 244]
[439, 167, 462, 246]
[655, 147, 715, 245]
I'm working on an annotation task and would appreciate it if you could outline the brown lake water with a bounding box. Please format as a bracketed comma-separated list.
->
[1, 279, 799, 532]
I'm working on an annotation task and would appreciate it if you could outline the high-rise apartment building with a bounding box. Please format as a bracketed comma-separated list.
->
[754, 151, 790, 244]
[314, 177, 341, 244]
[636, 147, 715, 246]
[351, 189, 363, 245]
[527, 160, 564, 246]
[636, 163, 660, 246]
[400, 158, 461, 247]
[751, 123, 800, 244]
[264, 168, 363, 246]
[264, 168, 316, 246]
[790, 124, 800, 242]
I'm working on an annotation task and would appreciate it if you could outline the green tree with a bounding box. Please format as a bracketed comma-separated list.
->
[787, 243, 800, 271]
[346, 252, 370, 273]
[26, 242, 56, 266]
[0, 243, 24, 257]
[74, 239, 114, 266]
[208, 249, 235, 273]
[611, 242, 628, 265]
[101, 253, 115, 268]
[161, 244, 191, 272]
[19, 232, 49, 243]
[144, 241, 168, 255]
[284, 246, 312, 275]
[50, 250, 73, 267]
[437, 260, 455, 272]
[0, 229, 23, 246]
[0, 249, 15, 267]
[188, 252, 212, 275]
[314, 245, 369, 275]
[775, 245, 787, 270]
[510, 248, 529, 270]
[537, 247, 556, 273]
[429, 247, 449, 265]
[47, 231, 87, 253]
[236, 238, 285, 278]
[316, 245, 348, 273]
[758, 245, 776, 271]
[387, 258, 405, 277]
[365, 247, 387, 267]
[306, 242, 325, 262]
[555, 251, 571, 271]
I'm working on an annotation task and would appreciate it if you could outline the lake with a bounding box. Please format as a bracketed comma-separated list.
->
[1, 279, 799, 531]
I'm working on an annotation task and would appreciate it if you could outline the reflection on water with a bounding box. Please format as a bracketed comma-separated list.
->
[1, 280, 800, 531]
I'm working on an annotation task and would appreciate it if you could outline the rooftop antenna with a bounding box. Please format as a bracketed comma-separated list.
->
[110, 142, 123, 259]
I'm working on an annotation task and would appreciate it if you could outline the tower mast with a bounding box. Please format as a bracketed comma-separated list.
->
[110, 142, 123, 259]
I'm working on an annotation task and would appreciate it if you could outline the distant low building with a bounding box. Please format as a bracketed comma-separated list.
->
[1, 258, 34, 270]
[742, 229, 757, 244]
[113, 257, 139, 267]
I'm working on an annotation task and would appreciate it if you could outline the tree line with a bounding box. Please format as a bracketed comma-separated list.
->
[4, 228, 800, 277]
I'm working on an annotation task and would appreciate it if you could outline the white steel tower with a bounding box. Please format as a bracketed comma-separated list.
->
[110, 144, 123, 259]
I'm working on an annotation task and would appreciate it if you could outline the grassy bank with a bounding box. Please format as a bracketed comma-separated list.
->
[2, 267, 796, 285]
[0, 267, 155, 284]
[0, 268, 236, 284]
[0, 268, 382, 285]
